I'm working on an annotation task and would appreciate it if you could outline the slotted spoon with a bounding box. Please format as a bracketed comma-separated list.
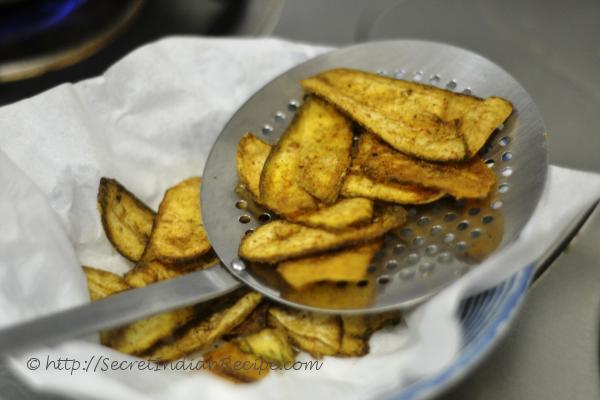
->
[0, 40, 548, 354]
[201, 39, 547, 313]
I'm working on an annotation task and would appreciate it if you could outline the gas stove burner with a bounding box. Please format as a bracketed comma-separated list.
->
[0, 0, 284, 105]
[0, 0, 143, 82]
[0, 0, 86, 42]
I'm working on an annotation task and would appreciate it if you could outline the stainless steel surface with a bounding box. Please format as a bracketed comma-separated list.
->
[442, 203, 600, 400]
[202, 40, 548, 313]
[0, 265, 238, 355]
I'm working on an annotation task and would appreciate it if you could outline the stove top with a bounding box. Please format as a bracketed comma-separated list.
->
[0, 0, 283, 104]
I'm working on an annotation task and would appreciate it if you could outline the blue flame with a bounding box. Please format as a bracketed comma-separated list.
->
[0, 0, 87, 40]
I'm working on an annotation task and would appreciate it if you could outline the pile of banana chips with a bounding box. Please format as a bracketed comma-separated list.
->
[84, 67, 511, 383]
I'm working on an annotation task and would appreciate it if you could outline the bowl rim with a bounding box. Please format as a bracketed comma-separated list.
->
[393, 265, 534, 400]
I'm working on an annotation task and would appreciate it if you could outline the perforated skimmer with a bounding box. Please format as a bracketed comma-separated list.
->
[0, 40, 548, 354]
[201, 40, 548, 313]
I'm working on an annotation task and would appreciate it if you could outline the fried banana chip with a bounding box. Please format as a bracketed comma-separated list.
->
[419, 86, 510, 155]
[204, 342, 269, 383]
[293, 99, 353, 204]
[239, 205, 406, 263]
[97, 178, 155, 262]
[141, 177, 211, 264]
[366, 311, 403, 332]
[224, 301, 269, 339]
[460, 97, 513, 157]
[339, 316, 369, 357]
[358, 133, 496, 199]
[237, 135, 373, 229]
[341, 136, 445, 204]
[268, 308, 341, 358]
[238, 328, 296, 366]
[339, 312, 403, 357]
[295, 126, 353, 205]
[302, 68, 513, 161]
[341, 173, 444, 204]
[260, 98, 352, 216]
[82, 266, 131, 346]
[124, 252, 218, 288]
[143, 291, 262, 362]
[277, 240, 382, 290]
[236, 134, 429, 222]
[290, 197, 374, 230]
[106, 307, 196, 355]
[284, 280, 376, 309]
[82, 266, 130, 301]
[301, 68, 466, 161]
[236, 133, 271, 201]
[237, 133, 444, 206]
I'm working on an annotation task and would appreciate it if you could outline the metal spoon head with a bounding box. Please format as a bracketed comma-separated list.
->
[201, 40, 548, 314]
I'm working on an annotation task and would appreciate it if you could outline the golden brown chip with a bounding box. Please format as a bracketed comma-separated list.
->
[339, 316, 370, 357]
[341, 173, 445, 204]
[366, 311, 403, 332]
[339, 334, 367, 357]
[277, 240, 382, 290]
[141, 177, 211, 264]
[290, 197, 374, 230]
[243, 256, 377, 310]
[339, 312, 403, 357]
[106, 307, 196, 355]
[238, 328, 296, 366]
[224, 301, 270, 339]
[124, 252, 218, 288]
[204, 342, 269, 383]
[460, 97, 513, 157]
[238, 133, 444, 206]
[260, 98, 352, 216]
[235, 134, 374, 230]
[358, 133, 496, 199]
[82, 266, 131, 346]
[301, 68, 467, 161]
[268, 308, 341, 358]
[302, 69, 512, 161]
[284, 281, 376, 309]
[443, 89, 481, 120]
[82, 266, 130, 301]
[97, 178, 155, 262]
[239, 205, 406, 263]
[143, 291, 262, 362]
[295, 110, 353, 204]
[236, 133, 271, 201]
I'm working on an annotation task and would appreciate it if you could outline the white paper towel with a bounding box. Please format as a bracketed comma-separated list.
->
[0, 37, 599, 400]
